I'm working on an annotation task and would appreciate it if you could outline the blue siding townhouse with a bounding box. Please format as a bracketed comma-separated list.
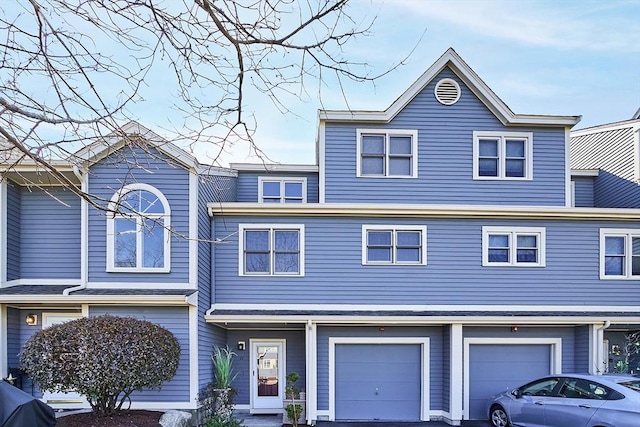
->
[1, 49, 639, 424]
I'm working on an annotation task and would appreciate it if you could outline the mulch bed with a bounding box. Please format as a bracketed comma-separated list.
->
[55, 410, 162, 427]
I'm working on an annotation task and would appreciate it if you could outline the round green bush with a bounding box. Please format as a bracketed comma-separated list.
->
[20, 314, 180, 416]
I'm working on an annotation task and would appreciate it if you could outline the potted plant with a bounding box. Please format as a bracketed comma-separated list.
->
[283, 371, 305, 426]
[211, 346, 238, 421]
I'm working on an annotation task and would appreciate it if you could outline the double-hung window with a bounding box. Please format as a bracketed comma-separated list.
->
[600, 229, 640, 279]
[473, 131, 533, 180]
[240, 224, 304, 276]
[357, 129, 418, 178]
[482, 227, 546, 267]
[107, 184, 171, 272]
[258, 177, 306, 203]
[362, 225, 426, 265]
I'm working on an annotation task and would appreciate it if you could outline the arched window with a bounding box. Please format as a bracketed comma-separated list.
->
[106, 184, 171, 272]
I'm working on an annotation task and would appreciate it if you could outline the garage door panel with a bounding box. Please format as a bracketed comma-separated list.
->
[335, 344, 421, 421]
[469, 344, 552, 420]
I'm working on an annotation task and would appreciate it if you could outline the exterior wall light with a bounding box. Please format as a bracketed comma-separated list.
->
[25, 314, 38, 326]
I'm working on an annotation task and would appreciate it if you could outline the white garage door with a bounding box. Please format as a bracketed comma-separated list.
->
[335, 343, 422, 421]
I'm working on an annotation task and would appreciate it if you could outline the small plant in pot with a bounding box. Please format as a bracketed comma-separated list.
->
[284, 371, 303, 427]
[210, 346, 238, 421]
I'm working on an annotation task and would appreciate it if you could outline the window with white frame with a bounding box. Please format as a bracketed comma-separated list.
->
[482, 227, 546, 267]
[258, 177, 306, 203]
[357, 129, 418, 178]
[600, 229, 640, 279]
[107, 184, 171, 272]
[239, 224, 304, 276]
[473, 131, 533, 180]
[362, 225, 426, 265]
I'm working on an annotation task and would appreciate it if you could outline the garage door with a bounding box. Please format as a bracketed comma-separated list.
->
[335, 344, 421, 421]
[468, 344, 551, 419]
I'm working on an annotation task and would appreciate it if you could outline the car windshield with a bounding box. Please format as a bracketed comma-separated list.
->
[619, 380, 640, 392]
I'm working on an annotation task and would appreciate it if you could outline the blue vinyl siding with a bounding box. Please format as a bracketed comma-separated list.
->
[214, 216, 640, 306]
[237, 171, 319, 203]
[323, 68, 566, 206]
[574, 325, 591, 373]
[573, 177, 595, 207]
[225, 329, 306, 405]
[19, 186, 81, 279]
[595, 171, 640, 208]
[6, 180, 20, 280]
[87, 147, 190, 282]
[316, 326, 444, 412]
[88, 306, 191, 402]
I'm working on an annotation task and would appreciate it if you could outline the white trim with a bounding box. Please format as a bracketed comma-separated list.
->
[230, 163, 318, 173]
[463, 337, 562, 420]
[482, 226, 546, 267]
[1, 295, 192, 304]
[0, 304, 7, 380]
[361, 224, 427, 265]
[450, 324, 463, 422]
[189, 304, 198, 405]
[570, 118, 640, 137]
[2, 279, 82, 287]
[318, 121, 326, 203]
[238, 224, 305, 277]
[305, 321, 317, 424]
[328, 337, 430, 421]
[472, 131, 533, 180]
[258, 177, 307, 203]
[634, 125, 640, 183]
[319, 48, 580, 127]
[106, 183, 171, 273]
[0, 179, 6, 284]
[570, 169, 600, 177]
[565, 127, 571, 207]
[208, 302, 640, 314]
[356, 129, 418, 178]
[80, 169, 88, 288]
[189, 173, 198, 286]
[249, 339, 286, 413]
[599, 228, 640, 279]
[208, 202, 640, 221]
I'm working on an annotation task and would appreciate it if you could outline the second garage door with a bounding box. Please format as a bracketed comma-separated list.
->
[468, 344, 552, 420]
[335, 343, 422, 421]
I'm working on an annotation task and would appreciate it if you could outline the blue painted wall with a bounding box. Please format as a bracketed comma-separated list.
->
[18, 186, 81, 279]
[573, 177, 595, 207]
[88, 306, 191, 402]
[213, 215, 640, 306]
[316, 326, 444, 412]
[225, 329, 306, 405]
[323, 68, 567, 206]
[236, 171, 319, 203]
[6, 180, 21, 280]
[87, 146, 190, 283]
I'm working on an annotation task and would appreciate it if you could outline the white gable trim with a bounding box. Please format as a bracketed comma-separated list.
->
[319, 48, 580, 127]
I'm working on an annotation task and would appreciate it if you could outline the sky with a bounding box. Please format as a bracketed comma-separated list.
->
[190, 0, 640, 167]
[7, 0, 640, 167]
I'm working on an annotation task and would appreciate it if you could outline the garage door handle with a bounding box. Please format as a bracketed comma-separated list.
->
[535, 401, 544, 405]
[578, 404, 591, 409]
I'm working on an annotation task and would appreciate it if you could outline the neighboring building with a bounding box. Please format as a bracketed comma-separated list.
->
[1, 49, 639, 425]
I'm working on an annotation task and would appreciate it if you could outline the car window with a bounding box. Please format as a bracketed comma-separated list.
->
[619, 380, 640, 393]
[520, 378, 560, 397]
[559, 378, 613, 400]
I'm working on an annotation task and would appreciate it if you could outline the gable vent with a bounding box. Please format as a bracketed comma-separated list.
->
[434, 78, 461, 105]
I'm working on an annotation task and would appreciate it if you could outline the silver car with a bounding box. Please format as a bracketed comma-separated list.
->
[488, 374, 640, 427]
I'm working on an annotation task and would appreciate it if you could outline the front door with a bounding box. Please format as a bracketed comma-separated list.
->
[250, 340, 285, 413]
[42, 313, 85, 407]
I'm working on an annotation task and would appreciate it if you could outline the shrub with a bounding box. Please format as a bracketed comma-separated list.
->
[20, 315, 180, 416]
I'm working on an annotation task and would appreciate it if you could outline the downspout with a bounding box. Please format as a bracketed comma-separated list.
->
[595, 320, 611, 374]
[64, 165, 88, 296]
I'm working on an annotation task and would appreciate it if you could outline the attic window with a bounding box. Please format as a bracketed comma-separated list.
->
[434, 78, 460, 105]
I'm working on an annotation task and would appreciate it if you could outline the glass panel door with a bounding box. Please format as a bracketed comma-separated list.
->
[251, 340, 284, 412]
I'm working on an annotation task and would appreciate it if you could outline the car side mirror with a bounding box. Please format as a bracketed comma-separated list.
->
[512, 389, 522, 399]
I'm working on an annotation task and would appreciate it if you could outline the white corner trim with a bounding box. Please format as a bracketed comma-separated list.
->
[189, 304, 198, 405]
[0, 179, 6, 284]
[463, 337, 562, 420]
[189, 173, 198, 286]
[328, 337, 430, 421]
[0, 304, 7, 379]
[318, 121, 326, 203]
[565, 127, 571, 207]
[450, 324, 463, 421]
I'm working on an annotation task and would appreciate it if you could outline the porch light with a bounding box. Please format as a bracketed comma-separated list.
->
[25, 314, 38, 326]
